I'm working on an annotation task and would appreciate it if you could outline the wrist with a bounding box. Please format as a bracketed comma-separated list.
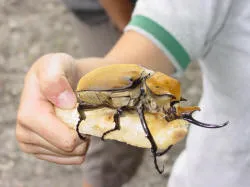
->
[75, 57, 119, 81]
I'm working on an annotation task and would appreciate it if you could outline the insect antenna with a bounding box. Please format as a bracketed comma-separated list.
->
[182, 111, 229, 128]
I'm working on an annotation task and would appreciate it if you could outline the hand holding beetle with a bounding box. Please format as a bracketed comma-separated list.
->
[16, 53, 89, 165]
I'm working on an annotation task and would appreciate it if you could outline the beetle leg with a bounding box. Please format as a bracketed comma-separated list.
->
[182, 111, 229, 128]
[164, 105, 177, 122]
[136, 104, 164, 174]
[101, 107, 123, 140]
[156, 145, 173, 156]
[76, 104, 87, 140]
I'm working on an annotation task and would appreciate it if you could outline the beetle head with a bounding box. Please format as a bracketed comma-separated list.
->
[146, 72, 181, 99]
[145, 72, 181, 109]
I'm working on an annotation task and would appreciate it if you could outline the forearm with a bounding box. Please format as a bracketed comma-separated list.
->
[99, 0, 133, 31]
[105, 31, 175, 75]
[76, 31, 175, 80]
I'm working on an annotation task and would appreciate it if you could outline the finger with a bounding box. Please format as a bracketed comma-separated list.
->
[34, 154, 85, 165]
[17, 94, 81, 152]
[16, 124, 88, 154]
[28, 112, 81, 152]
[36, 53, 77, 109]
[18, 142, 89, 156]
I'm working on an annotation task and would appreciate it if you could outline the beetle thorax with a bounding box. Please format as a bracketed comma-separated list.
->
[143, 90, 172, 114]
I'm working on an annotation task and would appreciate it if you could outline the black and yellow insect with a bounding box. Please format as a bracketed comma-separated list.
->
[76, 64, 228, 174]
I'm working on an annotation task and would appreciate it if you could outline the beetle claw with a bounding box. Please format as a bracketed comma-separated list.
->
[182, 111, 229, 128]
[156, 145, 173, 156]
[153, 152, 164, 174]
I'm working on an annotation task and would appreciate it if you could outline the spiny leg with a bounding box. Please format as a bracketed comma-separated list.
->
[76, 104, 87, 140]
[156, 145, 173, 156]
[101, 108, 123, 140]
[136, 105, 164, 174]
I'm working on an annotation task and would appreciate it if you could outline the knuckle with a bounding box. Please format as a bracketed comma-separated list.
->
[41, 76, 59, 91]
[62, 137, 77, 152]
[15, 129, 22, 142]
[18, 143, 31, 154]
[37, 53, 75, 95]
[33, 53, 56, 71]
[16, 110, 25, 125]
[15, 124, 25, 142]
[74, 156, 85, 165]
[38, 53, 57, 63]
[40, 53, 74, 68]
[53, 53, 74, 61]
[15, 124, 34, 144]
[76, 143, 88, 155]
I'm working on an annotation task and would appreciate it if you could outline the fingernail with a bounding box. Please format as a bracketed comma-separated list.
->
[57, 90, 76, 109]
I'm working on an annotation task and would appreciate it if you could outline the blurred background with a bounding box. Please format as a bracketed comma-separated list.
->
[0, 0, 202, 186]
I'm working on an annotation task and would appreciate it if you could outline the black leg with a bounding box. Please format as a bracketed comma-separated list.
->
[101, 108, 123, 140]
[76, 104, 87, 140]
[136, 105, 164, 174]
[156, 145, 173, 156]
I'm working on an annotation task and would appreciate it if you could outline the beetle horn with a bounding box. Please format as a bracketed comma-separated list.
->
[170, 97, 187, 107]
[170, 100, 180, 107]
[182, 111, 229, 128]
[180, 97, 187, 101]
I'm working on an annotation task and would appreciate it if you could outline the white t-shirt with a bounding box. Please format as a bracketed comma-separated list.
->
[125, 0, 250, 187]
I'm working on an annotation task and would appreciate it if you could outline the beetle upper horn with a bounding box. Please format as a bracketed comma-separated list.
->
[145, 72, 181, 100]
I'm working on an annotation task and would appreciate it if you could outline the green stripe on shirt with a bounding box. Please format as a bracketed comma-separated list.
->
[129, 15, 190, 70]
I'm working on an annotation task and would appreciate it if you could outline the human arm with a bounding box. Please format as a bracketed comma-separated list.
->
[99, 0, 133, 31]
[75, 30, 175, 78]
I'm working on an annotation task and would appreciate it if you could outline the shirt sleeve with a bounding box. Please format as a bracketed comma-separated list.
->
[125, 0, 233, 75]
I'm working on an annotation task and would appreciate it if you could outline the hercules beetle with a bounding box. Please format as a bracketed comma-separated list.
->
[75, 64, 229, 174]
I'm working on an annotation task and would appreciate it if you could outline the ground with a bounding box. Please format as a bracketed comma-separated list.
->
[0, 0, 202, 186]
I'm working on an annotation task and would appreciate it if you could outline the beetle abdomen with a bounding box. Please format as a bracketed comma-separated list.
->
[77, 91, 110, 106]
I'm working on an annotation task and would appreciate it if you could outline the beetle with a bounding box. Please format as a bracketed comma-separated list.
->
[75, 64, 228, 174]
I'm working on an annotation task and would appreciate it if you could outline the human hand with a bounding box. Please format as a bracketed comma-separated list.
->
[16, 53, 89, 165]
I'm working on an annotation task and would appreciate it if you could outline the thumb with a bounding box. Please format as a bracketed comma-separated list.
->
[36, 53, 77, 109]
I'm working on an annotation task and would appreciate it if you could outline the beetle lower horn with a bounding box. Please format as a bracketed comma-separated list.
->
[182, 111, 229, 128]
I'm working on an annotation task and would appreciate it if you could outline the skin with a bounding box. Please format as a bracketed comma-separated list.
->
[76, 31, 174, 77]
[99, 0, 133, 32]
